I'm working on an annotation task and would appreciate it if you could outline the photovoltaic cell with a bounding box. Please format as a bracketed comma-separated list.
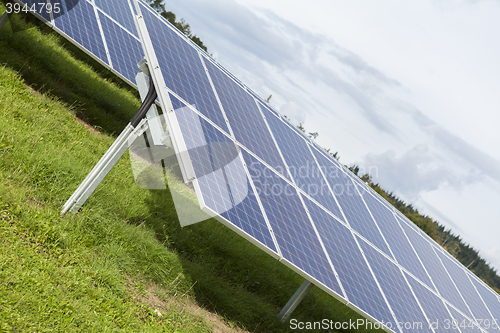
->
[263, 110, 344, 220]
[405, 273, 457, 333]
[311, 148, 392, 257]
[303, 197, 396, 328]
[203, 58, 289, 179]
[468, 274, 500, 331]
[358, 237, 431, 333]
[17, 0, 51, 21]
[171, 95, 277, 252]
[98, 12, 143, 84]
[53, 0, 108, 64]
[95, 0, 136, 36]
[243, 150, 342, 295]
[139, 4, 230, 133]
[359, 187, 434, 288]
[435, 249, 493, 325]
[446, 305, 483, 333]
[256, 99, 280, 118]
[398, 218, 474, 320]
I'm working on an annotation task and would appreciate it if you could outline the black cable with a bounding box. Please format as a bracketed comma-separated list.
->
[130, 77, 158, 128]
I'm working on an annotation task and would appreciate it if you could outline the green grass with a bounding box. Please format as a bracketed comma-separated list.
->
[0, 6, 386, 333]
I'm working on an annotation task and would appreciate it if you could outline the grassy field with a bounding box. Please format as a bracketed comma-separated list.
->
[0, 5, 386, 333]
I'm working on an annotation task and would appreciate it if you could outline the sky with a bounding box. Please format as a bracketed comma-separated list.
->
[163, 0, 500, 271]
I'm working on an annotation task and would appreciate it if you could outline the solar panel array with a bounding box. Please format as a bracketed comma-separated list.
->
[15, 0, 143, 86]
[15, 0, 500, 331]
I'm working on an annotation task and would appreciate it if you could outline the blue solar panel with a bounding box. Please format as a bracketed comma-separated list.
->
[405, 273, 458, 333]
[53, 0, 108, 65]
[35, 0, 499, 330]
[95, 0, 136, 36]
[303, 196, 396, 328]
[16, 0, 52, 21]
[203, 58, 290, 179]
[358, 187, 434, 289]
[172, 95, 277, 252]
[98, 11, 143, 84]
[139, 3, 230, 134]
[358, 237, 431, 333]
[398, 218, 475, 320]
[468, 274, 500, 331]
[263, 109, 344, 220]
[311, 148, 393, 257]
[446, 305, 483, 333]
[242, 150, 343, 295]
[255, 99, 280, 118]
[435, 248, 494, 325]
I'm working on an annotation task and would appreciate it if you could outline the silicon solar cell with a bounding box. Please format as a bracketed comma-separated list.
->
[171, 95, 277, 253]
[398, 218, 475, 319]
[446, 306, 483, 333]
[16, 0, 500, 331]
[468, 274, 500, 331]
[242, 150, 343, 295]
[53, 0, 108, 64]
[139, 3, 230, 134]
[98, 11, 143, 83]
[405, 273, 458, 333]
[359, 187, 434, 288]
[358, 237, 431, 333]
[302, 196, 397, 328]
[435, 248, 494, 324]
[95, 0, 136, 36]
[203, 58, 290, 179]
[14, 0, 143, 86]
[263, 109, 344, 219]
[311, 148, 393, 257]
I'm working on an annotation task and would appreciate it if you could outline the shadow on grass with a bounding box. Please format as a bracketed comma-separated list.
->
[126, 187, 378, 333]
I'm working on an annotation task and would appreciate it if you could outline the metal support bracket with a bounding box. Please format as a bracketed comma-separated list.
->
[0, 11, 10, 32]
[277, 279, 313, 323]
[61, 59, 162, 215]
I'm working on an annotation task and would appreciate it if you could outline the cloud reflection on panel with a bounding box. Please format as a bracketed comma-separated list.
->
[127, 101, 254, 229]
[128, 108, 222, 227]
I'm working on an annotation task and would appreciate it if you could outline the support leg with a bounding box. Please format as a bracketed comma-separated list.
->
[277, 280, 313, 323]
[61, 61, 158, 215]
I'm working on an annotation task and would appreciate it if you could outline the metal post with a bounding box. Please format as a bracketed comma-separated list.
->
[0, 12, 9, 32]
[277, 280, 313, 323]
[61, 61, 159, 215]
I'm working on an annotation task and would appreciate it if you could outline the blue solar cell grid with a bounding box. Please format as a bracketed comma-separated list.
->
[398, 218, 475, 320]
[139, 3, 230, 134]
[263, 109, 344, 220]
[358, 237, 431, 333]
[405, 273, 457, 333]
[98, 12, 143, 83]
[53, 0, 109, 64]
[172, 95, 277, 252]
[358, 186, 434, 288]
[95, 0, 137, 36]
[303, 196, 395, 327]
[469, 274, 500, 331]
[203, 59, 290, 180]
[436, 248, 493, 324]
[16, 0, 52, 21]
[311, 148, 393, 257]
[243, 151, 342, 295]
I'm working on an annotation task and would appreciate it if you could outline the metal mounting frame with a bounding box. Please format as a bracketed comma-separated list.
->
[277, 279, 313, 323]
[61, 59, 164, 215]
